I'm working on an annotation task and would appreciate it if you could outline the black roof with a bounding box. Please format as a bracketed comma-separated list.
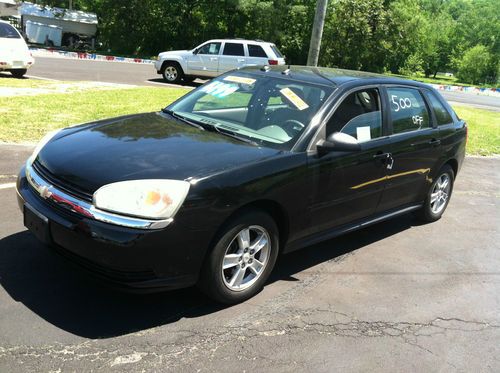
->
[239, 65, 428, 89]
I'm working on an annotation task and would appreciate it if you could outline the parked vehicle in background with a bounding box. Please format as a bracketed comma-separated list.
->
[155, 39, 285, 84]
[0, 20, 34, 78]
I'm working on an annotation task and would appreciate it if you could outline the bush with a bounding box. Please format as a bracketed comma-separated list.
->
[456, 45, 497, 85]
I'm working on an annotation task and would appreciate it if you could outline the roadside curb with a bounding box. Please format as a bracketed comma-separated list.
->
[428, 83, 500, 98]
[30, 47, 155, 65]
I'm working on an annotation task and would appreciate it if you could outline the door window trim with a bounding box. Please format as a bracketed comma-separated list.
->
[306, 84, 387, 152]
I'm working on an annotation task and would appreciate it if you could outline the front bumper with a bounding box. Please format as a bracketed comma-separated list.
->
[17, 165, 213, 292]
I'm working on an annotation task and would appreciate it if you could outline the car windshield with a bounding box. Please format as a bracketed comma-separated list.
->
[168, 72, 333, 150]
[0, 23, 21, 39]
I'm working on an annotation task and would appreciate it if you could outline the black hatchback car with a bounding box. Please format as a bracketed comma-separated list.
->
[17, 66, 466, 303]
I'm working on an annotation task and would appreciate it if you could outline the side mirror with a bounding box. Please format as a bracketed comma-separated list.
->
[316, 132, 361, 154]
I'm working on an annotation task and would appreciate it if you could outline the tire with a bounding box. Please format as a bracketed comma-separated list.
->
[415, 164, 454, 222]
[198, 210, 279, 304]
[161, 62, 183, 84]
[11, 69, 27, 78]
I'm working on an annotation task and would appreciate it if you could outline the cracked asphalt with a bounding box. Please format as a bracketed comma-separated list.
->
[0, 144, 499, 372]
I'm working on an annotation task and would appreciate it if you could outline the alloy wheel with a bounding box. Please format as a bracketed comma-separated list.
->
[221, 225, 271, 291]
[430, 173, 451, 214]
[164, 66, 178, 81]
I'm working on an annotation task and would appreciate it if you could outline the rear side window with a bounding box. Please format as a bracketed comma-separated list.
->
[248, 44, 267, 58]
[387, 87, 430, 134]
[270, 45, 283, 58]
[223, 43, 245, 56]
[0, 23, 21, 39]
[426, 92, 453, 125]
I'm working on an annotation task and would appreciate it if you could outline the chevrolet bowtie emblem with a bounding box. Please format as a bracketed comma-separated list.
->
[39, 185, 52, 199]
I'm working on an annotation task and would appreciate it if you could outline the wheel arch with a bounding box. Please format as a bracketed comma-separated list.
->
[444, 158, 458, 178]
[160, 59, 185, 74]
[206, 199, 290, 258]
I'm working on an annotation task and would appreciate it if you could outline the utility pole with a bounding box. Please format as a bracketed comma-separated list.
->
[307, 0, 328, 66]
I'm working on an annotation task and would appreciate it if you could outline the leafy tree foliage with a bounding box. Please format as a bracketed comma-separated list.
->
[34, 0, 499, 85]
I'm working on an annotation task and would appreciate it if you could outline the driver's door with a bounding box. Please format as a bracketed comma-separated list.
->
[186, 42, 221, 77]
[306, 87, 391, 236]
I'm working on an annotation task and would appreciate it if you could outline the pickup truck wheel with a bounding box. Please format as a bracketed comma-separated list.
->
[11, 69, 27, 78]
[162, 63, 183, 84]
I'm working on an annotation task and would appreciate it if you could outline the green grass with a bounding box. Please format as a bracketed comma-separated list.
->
[453, 105, 500, 156]
[0, 85, 189, 142]
[389, 72, 498, 89]
[0, 77, 497, 156]
[0, 75, 61, 88]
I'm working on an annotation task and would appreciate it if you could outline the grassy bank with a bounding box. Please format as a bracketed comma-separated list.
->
[0, 77, 497, 155]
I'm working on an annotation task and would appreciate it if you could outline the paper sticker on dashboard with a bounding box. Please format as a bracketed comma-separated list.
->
[224, 76, 256, 85]
[200, 81, 238, 98]
[356, 126, 371, 142]
[280, 88, 309, 111]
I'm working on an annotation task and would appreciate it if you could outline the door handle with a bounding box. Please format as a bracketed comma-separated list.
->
[210, 57, 218, 61]
[429, 138, 441, 146]
[237, 58, 245, 62]
[373, 152, 391, 159]
[373, 152, 394, 170]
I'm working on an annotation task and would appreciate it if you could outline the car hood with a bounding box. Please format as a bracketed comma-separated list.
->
[36, 112, 281, 195]
[159, 50, 191, 58]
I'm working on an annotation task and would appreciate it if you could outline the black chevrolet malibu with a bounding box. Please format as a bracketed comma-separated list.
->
[17, 66, 466, 303]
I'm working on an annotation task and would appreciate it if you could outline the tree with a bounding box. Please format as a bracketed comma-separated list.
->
[456, 45, 495, 85]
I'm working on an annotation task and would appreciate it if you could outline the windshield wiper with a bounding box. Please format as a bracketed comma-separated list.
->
[162, 108, 205, 131]
[206, 123, 259, 146]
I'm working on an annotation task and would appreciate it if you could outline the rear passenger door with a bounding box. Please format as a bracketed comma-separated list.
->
[246, 43, 269, 66]
[218, 42, 246, 73]
[376, 86, 442, 212]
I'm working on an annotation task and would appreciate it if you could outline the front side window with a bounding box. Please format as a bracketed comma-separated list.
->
[168, 73, 333, 150]
[426, 91, 453, 125]
[387, 87, 430, 134]
[197, 42, 221, 55]
[248, 44, 267, 58]
[326, 89, 382, 142]
[0, 23, 21, 39]
[223, 43, 245, 56]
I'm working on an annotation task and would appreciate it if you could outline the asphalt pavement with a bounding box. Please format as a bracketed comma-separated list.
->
[0, 144, 499, 372]
[28, 56, 500, 111]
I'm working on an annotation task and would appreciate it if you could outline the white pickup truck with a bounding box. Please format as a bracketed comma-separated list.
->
[154, 39, 285, 84]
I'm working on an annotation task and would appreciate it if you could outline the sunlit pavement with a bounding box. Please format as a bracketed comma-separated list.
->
[0, 144, 499, 372]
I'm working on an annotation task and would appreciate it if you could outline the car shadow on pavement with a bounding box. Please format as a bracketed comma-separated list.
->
[0, 214, 418, 339]
[147, 78, 203, 88]
[0, 72, 28, 80]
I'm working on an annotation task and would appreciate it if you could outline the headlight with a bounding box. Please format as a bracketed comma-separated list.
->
[93, 180, 190, 220]
[29, 129, 60, 164]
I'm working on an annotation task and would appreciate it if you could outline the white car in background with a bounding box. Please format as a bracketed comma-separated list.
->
[155, 39, 285, 84]
[0, 20, 34, 78]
